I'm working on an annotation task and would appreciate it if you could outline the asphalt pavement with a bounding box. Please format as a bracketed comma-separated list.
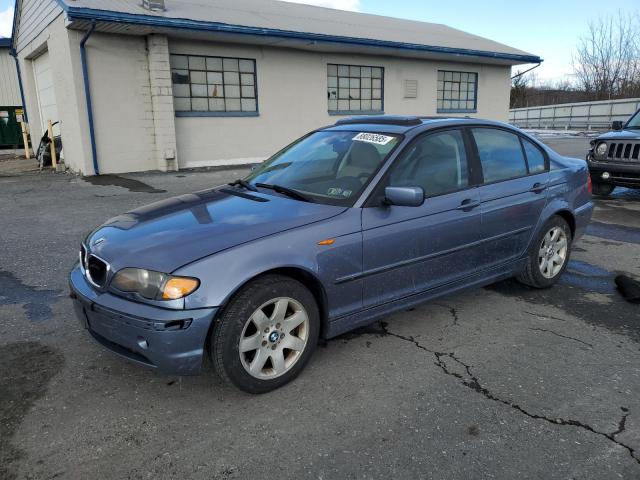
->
[1, 136, 639, 480]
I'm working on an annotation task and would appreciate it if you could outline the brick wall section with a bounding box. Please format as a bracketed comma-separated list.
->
[147, 34, 178, 171]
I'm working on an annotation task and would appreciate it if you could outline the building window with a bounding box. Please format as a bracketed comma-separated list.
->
[327, 64, 384, 114]
[437, 71, 477, 113]
[170, 54, 258, 115]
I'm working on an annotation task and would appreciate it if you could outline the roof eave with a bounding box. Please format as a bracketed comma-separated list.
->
[62, 6, 541, 65]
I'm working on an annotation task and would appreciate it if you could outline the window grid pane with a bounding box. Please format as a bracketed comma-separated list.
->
[327, 63, 384, 113]
[171, 54, 258, 113]
[437, 70, 477, 112]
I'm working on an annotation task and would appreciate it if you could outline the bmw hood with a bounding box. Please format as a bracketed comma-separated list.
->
[84, 187, 347, 273]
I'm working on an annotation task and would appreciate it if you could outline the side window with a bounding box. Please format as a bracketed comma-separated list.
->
[170, 54, 258, 114]
[522, 138, 547, 174]
[472, 128, 528, 183]
[389, 130, 469, 197]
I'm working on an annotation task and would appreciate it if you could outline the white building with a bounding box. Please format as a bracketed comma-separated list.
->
[11, 0, 540, 175]
[0, 38, 21, 106]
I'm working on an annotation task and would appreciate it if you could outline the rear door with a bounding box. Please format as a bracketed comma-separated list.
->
[470, 127, 550, 268]
[361, 128, 482, 307]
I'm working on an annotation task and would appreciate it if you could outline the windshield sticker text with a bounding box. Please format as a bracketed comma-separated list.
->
[353, 133, 394, 145]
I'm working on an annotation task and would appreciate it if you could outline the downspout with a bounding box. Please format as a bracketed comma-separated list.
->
[8, 48, 28, 123]
[80, 21, 99, 175]
[511, 62, 542, 80]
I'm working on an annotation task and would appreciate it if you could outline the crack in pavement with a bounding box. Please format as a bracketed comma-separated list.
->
[523, 311, 569, 323]
[375, 321, 639, 465]
[433, 303, 459, 327]
[528, 327, 594, 348]
[613, 413, 629, 439]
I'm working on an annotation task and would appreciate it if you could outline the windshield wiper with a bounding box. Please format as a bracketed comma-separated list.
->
[228, 179, 258, 192]
[255, 183, 312, 202]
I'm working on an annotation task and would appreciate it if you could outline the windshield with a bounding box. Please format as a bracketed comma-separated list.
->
[627, 110, 640, 129]
[245, 131, 401, 206]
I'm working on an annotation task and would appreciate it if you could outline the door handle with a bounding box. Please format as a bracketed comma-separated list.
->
[457, 199, 481, 211]
[530, 183, 547, 194]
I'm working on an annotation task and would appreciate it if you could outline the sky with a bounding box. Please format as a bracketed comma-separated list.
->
[1, 0, 638, 83]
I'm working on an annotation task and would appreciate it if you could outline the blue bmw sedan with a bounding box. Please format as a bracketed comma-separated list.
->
[70, 116, 594, 393]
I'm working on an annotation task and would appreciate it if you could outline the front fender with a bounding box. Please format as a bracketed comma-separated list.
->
[174, 209, 364, 320]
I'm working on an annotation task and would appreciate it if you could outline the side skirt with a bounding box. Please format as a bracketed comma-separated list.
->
[325, 259, 526, 339]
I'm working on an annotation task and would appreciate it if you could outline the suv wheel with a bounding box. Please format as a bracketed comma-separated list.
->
[517, 216, 572, 289]
[211, 274, 320, 394]
[591, 180, 615, 197]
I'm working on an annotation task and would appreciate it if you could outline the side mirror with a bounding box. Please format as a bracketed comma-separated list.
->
[612, 121, 624, 131]
[384, 186, 425, 207]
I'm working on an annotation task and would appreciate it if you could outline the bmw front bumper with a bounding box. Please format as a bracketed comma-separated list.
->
[69, 265, 217, 376]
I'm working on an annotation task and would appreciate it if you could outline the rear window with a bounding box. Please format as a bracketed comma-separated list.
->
[472, 128, 528, 183]
[522, 138, 546, 174]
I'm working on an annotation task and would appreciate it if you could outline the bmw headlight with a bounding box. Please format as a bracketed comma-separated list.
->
[111, 268, 199, 300]
[596, 142, 608, 156]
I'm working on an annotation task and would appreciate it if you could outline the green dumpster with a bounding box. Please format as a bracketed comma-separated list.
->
[0, 106, 23, 148]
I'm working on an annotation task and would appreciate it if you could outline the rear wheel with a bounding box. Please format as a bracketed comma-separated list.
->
[211, 275, 320, 394]
[591, 180, 615, 197]
[517, 216, 572, 289]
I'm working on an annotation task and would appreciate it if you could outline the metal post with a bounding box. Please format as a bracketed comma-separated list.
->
[20, 121, 30, 159]
[47, 120, 58, 169]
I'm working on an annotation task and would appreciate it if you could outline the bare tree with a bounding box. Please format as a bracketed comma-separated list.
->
[510, 70, 539, 108]
[573, 12, 640, 100]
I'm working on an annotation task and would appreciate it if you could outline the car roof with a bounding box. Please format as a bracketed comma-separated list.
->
[324, 115, 515, 135]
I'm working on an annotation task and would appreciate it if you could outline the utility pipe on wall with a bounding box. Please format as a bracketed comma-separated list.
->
[8, 48, 28, 123]
[80, 22, 99, 175]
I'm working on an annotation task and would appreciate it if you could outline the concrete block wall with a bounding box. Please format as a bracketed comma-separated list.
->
[147, 34, 178, 172]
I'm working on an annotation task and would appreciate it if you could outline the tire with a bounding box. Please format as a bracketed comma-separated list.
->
[211, 274, 320, 394]
[517, 216, 572, 289]
[591, 180, 615, 197]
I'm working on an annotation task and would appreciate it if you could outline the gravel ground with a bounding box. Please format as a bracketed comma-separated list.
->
[1, 137, 639, 480]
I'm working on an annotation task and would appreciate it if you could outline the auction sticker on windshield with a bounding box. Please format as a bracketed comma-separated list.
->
[353, 132, 395, 145]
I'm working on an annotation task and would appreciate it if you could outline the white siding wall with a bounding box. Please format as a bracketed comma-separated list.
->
[15, 0, 62, 53]
[18, 15, 95, 173]
[0, 48, 21, 106]
[169, 39, 512, 169]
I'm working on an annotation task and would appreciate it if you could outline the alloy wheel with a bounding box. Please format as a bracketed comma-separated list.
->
[538, 226, 568, 279]
[239, 297, 310, 380]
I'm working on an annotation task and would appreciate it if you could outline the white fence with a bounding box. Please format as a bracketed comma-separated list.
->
[509, 98, 640, 130]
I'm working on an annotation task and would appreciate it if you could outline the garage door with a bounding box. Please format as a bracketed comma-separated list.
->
[33, 51, 60, 137]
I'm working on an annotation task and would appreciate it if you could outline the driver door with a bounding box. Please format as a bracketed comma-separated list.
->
[361, 128, 483, 307]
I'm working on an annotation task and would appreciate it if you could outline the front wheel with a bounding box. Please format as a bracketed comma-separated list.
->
[591, 180, 615, 197]
[211, 275, 320, 394]
[517, 216, 572, 289]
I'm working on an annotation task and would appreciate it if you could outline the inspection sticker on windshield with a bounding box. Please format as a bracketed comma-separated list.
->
[353, 132, 394, 145]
